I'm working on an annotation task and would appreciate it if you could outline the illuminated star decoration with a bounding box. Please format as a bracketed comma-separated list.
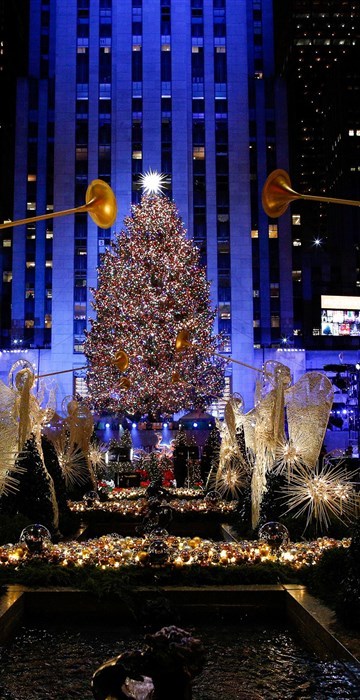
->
[281, 459, 358, 531]
[139, 169, 167, 195]
[88, 442, 108, 476]
[273, 437, 306, 480]
[53, 434, 90, 488]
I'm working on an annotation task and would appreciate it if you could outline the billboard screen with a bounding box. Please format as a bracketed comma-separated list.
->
[321, 295, 360, 337]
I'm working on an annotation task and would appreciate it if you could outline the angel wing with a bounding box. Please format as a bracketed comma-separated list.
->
[0, 376, 25, 495]
[285, 371, 334, 469]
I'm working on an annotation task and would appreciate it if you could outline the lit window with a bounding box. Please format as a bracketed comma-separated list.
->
[254, 72, 263, 79]
[132, 44, 141, 51]
[46, 204, 54, 211]
[27, 174, 37, 182]
[253, 319, 260, 327]
[215, 83, 227, 99]
[77, 47, 86, 54]
[219, 303, 231, 319]
[161, 82, 171, 97]
[348, 129, 354, 136]
[193, 146, 205, 160]
[45, 314, 52, 328]
[251, 229, 259, 238]
[45, 260, 53, 267]
[132, 82, 142, 97]
[161, 44, 170, 52]
[132, 150, 142, 160]
[270, 283, 279, 298]
[26, 261, 35, 268]
[268, 224, 278, 238]
[292, 270, 302, 282]
[25, 319, 34, 328]
[46, 231, 53, 239]
[357, 130, 360, 136]
[293, 239, 301, 246]
[2, 239, 11, 247]
[3, 271, 12, 282]
[312, 328, 320, 336]
[292, 214, 301, 225]
[27, 202, 36, 211]
[271, 315, 280, 328]
[253, 289, 260, 297]
[192, 46, 199, 53]
[216, 46, 226, 53]
[76, 147, 88, 161]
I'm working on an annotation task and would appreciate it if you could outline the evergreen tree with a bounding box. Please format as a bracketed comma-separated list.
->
[119, 428, 133, 454]
[12, 434, 59, 533]
[84, 194, 224, 415]
[173, 428, 189, 487]
[200, 426, 221, 485]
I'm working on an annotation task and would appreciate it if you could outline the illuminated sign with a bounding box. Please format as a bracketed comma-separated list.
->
[321, 295, 360, 337]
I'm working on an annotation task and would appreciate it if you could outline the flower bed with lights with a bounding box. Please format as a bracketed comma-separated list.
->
[69, 496, 237, 522]
[0, 531, 350, 579]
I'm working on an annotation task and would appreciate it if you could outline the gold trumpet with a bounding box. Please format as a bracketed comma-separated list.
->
[175, 330, 263, 374]
[0, 179, 117, 230]
[262, 169, 360, 219]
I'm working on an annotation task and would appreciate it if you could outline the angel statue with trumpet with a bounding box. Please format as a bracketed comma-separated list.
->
[0, 359, 59, 530]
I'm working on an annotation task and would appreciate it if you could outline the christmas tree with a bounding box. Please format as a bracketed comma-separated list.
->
[84, 194, 224, 416]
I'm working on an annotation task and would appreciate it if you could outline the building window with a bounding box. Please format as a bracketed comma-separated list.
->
[292, 270, 302, 282]
[271, 315, 280, 328]
[2, 239, 11, 247]
[193, 146, 205, 160]
[270, 283, 279, 298]
[293, 239, 301, 247]
[268, 224, 278, 238]
[292, 214, 301, 225]
[251, 229, 259, 238]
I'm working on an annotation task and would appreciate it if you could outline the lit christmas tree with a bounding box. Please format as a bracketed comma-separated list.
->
[85, 193, 225, 416]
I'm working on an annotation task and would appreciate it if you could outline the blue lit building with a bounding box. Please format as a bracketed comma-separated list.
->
[2, 0, 294, 412]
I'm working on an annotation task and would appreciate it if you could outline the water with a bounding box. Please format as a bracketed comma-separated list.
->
[0, 622, 359, 700]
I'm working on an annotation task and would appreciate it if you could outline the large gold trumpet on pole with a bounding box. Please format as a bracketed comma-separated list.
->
[175, 330, 263, 374]
[0, 179, 117, 230]
[262, 169, 360, 218]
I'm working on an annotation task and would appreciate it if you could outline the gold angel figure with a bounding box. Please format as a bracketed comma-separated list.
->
[60, 396, 97, 490]
[0, 360, 59, 528]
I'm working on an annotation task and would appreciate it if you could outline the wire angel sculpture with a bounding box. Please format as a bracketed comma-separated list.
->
[0, 359, 59, 528]
[215, 361, 338, 531]
[56, 396, 97, 490]
[241, 361, 291, 528]
[211, 395, 250, 498]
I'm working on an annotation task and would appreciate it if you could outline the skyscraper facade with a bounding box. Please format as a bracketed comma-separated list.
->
[275, 0, 360, 349]
[2, 0, 292, 411]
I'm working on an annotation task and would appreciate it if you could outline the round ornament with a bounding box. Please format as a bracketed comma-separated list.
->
[204, 490, 222, 505]
[147, 539, 170, 565]
[83, 490, 100, 506]
[258, 521, 290, 550]
[19, 524, 52, 554]
[148, 527, 169, 540]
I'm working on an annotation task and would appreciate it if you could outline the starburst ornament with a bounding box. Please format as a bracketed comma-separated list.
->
[139, 169, 167, 195]
[281, 459, 358, 531]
